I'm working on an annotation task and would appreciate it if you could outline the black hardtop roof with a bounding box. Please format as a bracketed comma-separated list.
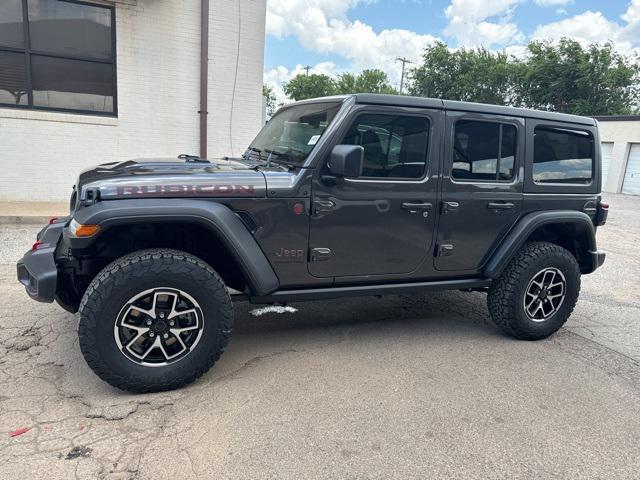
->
[288, 94, 596, 126]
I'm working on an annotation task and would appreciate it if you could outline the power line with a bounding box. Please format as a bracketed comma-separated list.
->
[396, 57, 413, 95]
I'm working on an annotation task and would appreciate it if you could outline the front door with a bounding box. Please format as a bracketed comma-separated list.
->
[435, 111, 524, 272]
[308, 107, 442, 278]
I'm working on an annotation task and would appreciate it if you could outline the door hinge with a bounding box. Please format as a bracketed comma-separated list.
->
[441, 201, 459, 215]
[437, 244, 454, 257]
[310, 247, 332, 262]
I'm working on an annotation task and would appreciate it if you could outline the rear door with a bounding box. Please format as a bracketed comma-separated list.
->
[435, 111, 524, 272]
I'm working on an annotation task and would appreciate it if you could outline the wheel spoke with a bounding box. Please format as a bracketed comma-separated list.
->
[547, 270, 556, 286]
[137, 335, 159, 359]
[171, 324, 199, 335]
[129, 305, 154, 319]
[125, 328, 149, 349]
[161, 291, 178, 316]
[168, 307, 197, 320]
[169, 332, 189, 357]
[530, 279, 544, 289]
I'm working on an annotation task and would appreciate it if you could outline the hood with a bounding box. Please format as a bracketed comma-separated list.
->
[76, 157, 267, 203]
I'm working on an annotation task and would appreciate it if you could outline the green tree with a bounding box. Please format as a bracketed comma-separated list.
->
[262, 84, 278, 117]
[336, 69, 397, 95]
[409, 42, 515, 105]
[283, 73, 336, 101]
[515, 39, 640, 116]
[408, 39, 639, 116]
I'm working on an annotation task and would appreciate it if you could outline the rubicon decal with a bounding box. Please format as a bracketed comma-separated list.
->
[115, 184, 256, 197]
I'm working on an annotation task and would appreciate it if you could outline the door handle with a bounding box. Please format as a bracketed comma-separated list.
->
[402, 202, 432, 213]
[487, 202, 515, 210]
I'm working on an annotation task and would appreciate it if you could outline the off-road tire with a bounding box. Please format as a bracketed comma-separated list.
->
[487, 241, 580, 340]
[78, 249, 233, 392]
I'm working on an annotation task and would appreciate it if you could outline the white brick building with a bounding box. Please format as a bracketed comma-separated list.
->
[0, 0, 267, 201]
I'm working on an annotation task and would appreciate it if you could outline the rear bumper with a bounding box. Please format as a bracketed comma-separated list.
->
[589, 249, 606, 272]
[16, 220, 66, 303]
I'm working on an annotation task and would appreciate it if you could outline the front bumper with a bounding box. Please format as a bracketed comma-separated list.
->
[16, 219, 66, 303]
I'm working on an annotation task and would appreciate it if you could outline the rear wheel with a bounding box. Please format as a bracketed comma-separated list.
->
[487, 241, 580, 340]
[78, 249, 233, 392]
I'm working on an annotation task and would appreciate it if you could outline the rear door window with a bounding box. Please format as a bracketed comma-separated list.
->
[452, 120, 516, 182]
[533, 126, 594, 184]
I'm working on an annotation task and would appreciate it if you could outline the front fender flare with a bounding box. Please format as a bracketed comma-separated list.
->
[483, 210, 598, 279]
[68, 199, 279, 296]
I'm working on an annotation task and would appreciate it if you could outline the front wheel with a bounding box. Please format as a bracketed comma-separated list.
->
[78, 249, 233, 392]
[487, 241, 581, 340]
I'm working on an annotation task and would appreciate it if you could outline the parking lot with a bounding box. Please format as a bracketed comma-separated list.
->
[1, 194, 639, 479]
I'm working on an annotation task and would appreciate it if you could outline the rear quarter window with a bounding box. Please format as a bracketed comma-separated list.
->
[533, 126, 594, 184]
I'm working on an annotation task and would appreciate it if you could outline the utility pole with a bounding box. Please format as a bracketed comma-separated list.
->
[302, 65, 312, 76]
[396, 57, 413, 95]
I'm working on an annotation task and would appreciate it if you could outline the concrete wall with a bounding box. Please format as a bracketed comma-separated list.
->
[0, 0, 266, 201]
[598, 119, 640, 193]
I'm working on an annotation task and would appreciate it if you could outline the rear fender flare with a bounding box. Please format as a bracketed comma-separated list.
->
[483, 210, 597, 279]
[68, 199, 279, 296]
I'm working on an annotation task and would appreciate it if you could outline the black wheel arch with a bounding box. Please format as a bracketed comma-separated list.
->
[64, 199, 280, 297]
[484, 210, 600, 279]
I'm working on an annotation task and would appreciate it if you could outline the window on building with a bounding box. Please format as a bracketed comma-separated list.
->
[340, 114, 430, 179]
[533, 126, 594, 184]
[452, 120, 517, 182]
[0, 0, 116, 115]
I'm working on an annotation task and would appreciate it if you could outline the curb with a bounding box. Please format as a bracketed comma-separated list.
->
[0, 216, 53, 225]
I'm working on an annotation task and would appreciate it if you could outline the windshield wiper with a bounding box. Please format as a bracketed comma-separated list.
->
[244, 147, 298, 170]
[243, 146, 263, 162]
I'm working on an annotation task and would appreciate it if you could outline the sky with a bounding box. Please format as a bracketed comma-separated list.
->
[263, 0, 640, 100]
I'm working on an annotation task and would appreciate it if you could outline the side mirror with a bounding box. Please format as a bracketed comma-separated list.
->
[327, 145, 364, 179]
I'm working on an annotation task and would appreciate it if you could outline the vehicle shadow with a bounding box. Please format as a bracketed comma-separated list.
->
[232, 290, 498, 337]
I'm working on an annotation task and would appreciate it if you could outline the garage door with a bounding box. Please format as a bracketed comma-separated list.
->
[601, 142, 614, 188]
[622, 144, 640, 195]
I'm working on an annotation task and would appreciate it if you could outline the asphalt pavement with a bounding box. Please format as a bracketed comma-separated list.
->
[0, 194, 638, 479]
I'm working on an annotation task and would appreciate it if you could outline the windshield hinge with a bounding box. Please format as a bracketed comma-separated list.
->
[83, 187, 101, 206]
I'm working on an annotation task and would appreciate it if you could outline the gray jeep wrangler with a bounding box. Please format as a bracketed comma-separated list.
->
[17, 94, 607, 392]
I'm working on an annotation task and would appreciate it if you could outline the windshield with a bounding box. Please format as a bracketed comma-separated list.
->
[247, 102, 343, 165]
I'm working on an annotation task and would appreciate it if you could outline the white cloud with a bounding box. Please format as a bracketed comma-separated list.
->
[534, 0, 572, 6]
[266, 0, 438, 86]
[531, 10, 637, 51]
[623, 0, 640, 23]
[556, 8, 567, 15]
[620, 0, 640, 44]
[443, 0, 525, 47]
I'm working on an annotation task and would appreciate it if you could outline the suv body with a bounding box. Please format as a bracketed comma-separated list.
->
[17, 94, 608, 391]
